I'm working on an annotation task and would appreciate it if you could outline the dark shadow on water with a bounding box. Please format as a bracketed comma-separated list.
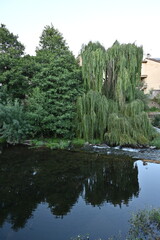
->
[0, 146, 139, 231]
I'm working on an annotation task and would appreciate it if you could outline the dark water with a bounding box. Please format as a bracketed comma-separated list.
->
[0, 146, 160, 240]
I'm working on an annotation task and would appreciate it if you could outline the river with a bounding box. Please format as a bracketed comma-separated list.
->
[0, 146, 160, 240]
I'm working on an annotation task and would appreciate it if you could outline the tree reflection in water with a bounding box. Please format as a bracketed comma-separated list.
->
[0, 146, 139, 230]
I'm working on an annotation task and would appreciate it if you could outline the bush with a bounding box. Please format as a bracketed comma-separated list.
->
[46, 139, 70, 149]
[150, 136, 160, 148]
[0, 100, 31, 144]
[147, 106, 160, 112]
[31, 138, 71, 150]
[152, 115, 160, 128]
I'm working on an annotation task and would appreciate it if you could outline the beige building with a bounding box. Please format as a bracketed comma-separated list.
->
[141, 58, 160, 96]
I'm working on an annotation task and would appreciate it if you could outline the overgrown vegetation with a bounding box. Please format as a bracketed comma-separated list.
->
[31, 138, 71, 150]
[0, 24, 158, 147]
[0, 100, 30, 144]
[0, 24, 82, 143]
[150, 135, 160, 148]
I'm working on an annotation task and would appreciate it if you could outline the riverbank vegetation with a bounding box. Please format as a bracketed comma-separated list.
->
[0, 24, 159, 147]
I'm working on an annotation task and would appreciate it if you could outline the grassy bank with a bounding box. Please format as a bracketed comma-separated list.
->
[29, 138, 102, 150]
[1, 133, 160, 150]
[29, 131, 160, 150]
[149, 135, 160, 148]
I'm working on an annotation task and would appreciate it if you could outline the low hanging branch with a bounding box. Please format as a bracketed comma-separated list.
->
[76, 41, 156, 145]
[76, 90, 108, 141]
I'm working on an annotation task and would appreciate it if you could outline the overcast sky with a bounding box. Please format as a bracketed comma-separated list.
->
[1, 0, 160, 58]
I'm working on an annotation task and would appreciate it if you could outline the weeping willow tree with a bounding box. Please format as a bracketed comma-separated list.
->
[106, 100, 154, 145]
[76, 42, 107, 141]
[76, 41, 156, 145]
[104, 41, 143, 104]
[104, 42, 155, 145]
[81, 41, 106, 93]
[76, 90, 108, 141]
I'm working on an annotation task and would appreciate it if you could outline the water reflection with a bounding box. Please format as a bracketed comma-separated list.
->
[0, 146, 139, 230]
[83, 160, 139, 207]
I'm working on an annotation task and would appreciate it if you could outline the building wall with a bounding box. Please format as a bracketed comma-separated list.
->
[141, 59, 160, 94]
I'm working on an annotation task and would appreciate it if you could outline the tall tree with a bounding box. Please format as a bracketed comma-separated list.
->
[0, 24, 24, 57]
[28, 24, 82, 138]
[104, 41, 143, 104]
[0, 24, 29, 100]
[81, 41, 106, 92]
[76, 41, 155, 145]
[76, 42, 107, 141]
[37, 24, 68, 53]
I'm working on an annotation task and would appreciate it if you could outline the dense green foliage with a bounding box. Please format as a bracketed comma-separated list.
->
[0, 24, 24, 57]
[77, 90, 108, 141]
[26, 87, 48, 136]
[0, 24, 82, 142]
[0, 100, 30, 143]
[77, 41, 155, 145]
[150, 135, 160, 148]
[29, 25, 82, 138]
[0, 24, 157, 145]
[81, 42, 106, 92]
[0, 24, 29, 100]
[152, 114, 160, 128]
[31, 138, 71, 150]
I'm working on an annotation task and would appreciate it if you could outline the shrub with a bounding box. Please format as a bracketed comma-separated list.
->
[150, 136, 160, 148]
[30, 138, 71, 149]
[152, 115, 160, 128]
[46, 139, 70, 149]
[0, 100, 31, 144]
[72, 138, 86, 146]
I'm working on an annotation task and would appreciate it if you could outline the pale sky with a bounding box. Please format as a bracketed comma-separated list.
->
[1, 0, 160, 58]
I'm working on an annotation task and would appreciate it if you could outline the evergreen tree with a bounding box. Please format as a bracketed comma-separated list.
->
[0, 24, 24, 57]
[37, 24, 68, 55]
[29, 24, 82, 138]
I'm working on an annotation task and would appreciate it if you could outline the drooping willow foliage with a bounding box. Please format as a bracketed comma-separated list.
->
[106, 100, 154, 145]
[104, 41, 143, 104]
[76, 41, 156, 145]
[76, 90, 109, 141]
[81, 41, 106, 92]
